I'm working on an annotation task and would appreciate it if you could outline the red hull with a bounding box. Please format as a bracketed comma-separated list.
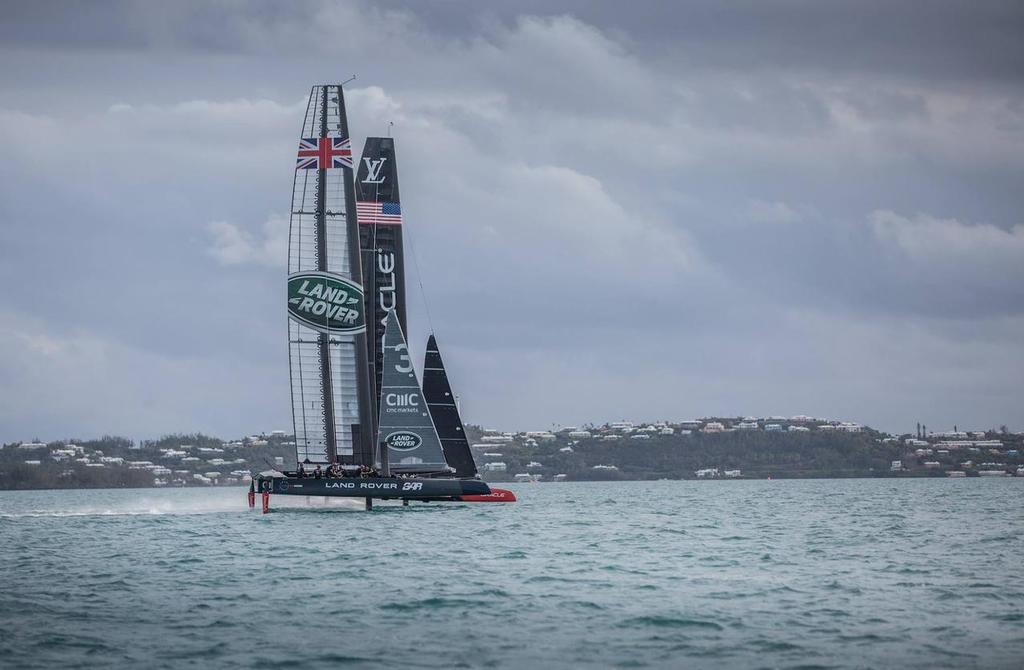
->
[460, 487, 517, 503]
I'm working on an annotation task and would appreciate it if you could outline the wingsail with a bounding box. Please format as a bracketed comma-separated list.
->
[287, 84, 375, 466]
[378, 311, 449, 473]
[423, 335, 479, 478]
[356, 137, 407, 422]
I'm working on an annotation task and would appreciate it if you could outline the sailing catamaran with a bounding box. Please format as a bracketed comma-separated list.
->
[251, 83, 513, 510]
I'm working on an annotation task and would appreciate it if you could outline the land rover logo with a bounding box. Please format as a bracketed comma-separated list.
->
[385, 431, 422, 452]
[287, 271, 365, 334]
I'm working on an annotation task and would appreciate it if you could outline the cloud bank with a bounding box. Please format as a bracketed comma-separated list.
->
[0, 0, 1022, 441]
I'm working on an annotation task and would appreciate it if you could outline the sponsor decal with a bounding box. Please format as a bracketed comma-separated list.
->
[384, 392, 421, 413]
[323, 481, 401, 490]
[402, 481, 424, 492]
[385, 430, 423, 452]
[362, 157, 387, 184]
[287, 271, 365, 334]
[376, 251, 398, 362]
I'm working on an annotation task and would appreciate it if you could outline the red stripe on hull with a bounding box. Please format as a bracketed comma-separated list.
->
[460, 488, 517, 503]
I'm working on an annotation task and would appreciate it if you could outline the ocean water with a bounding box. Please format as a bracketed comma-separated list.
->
[1, 480, 1022, 669]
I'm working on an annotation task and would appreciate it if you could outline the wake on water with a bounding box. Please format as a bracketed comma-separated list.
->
[0, 488, 378, 518]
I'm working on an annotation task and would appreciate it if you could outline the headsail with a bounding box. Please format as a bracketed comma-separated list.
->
[423, 335, 479, 478]
[356, 137, 407, 422]
[378, 311, 449, 473]
[287, 84, 375, 466]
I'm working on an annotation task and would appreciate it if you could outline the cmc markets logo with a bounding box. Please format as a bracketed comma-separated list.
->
[287, 271, 365, 334]
[385, 430, 422, 452]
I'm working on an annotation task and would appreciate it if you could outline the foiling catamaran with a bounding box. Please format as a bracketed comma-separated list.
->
[250, 83, 515, 511]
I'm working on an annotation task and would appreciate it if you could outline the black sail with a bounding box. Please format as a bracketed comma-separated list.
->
[355, 137, 407, 422]
[287, 84, 375, 466]
[423, 335, 479, 478]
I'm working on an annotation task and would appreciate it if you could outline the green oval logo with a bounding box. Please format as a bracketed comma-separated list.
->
[287, 271, 365, 334]
[385, 430, 422, 452]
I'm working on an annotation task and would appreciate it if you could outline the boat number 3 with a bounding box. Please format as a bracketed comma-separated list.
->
[394, 343, 413, 374]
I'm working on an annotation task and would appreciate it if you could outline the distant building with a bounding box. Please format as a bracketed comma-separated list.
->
[695, 468, 719, 478]
[736, 421, 759, 431]
[482, 462, 507, 472]
[724, 469, 741, 477]
[765, 424, 783, 432]
[890, 460, 903, 471]
[788, 425, 810, 432]
[703, 422, 726, 433]
[525, 431, 556, 441]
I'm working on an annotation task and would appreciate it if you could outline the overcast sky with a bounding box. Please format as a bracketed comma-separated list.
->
[1, 0, 1022, 442]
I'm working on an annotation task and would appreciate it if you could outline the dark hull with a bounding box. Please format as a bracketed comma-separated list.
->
[255, 475, 490, 500]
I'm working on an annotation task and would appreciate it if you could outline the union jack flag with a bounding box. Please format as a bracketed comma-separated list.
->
[296, 137, 353, 170]
[356, 201, 402, 226]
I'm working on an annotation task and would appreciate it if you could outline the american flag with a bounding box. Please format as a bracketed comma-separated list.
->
[296, 137, 353, 170]
[356, 201, 402, 226]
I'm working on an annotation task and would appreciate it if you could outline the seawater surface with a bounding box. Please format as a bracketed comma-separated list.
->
[1, 480, 1022, 669]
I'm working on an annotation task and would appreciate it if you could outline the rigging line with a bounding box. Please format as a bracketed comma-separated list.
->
[403, 200, 435, 336]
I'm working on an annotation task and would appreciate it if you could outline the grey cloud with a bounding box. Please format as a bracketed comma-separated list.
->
[0, 0, 1022, 442]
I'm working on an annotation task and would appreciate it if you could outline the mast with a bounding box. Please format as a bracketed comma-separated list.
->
[287, 84, 376, 466]
[315, 86, 337, 461]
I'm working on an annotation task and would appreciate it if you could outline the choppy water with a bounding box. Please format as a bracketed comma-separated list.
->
[1, 480, 1022, 669]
